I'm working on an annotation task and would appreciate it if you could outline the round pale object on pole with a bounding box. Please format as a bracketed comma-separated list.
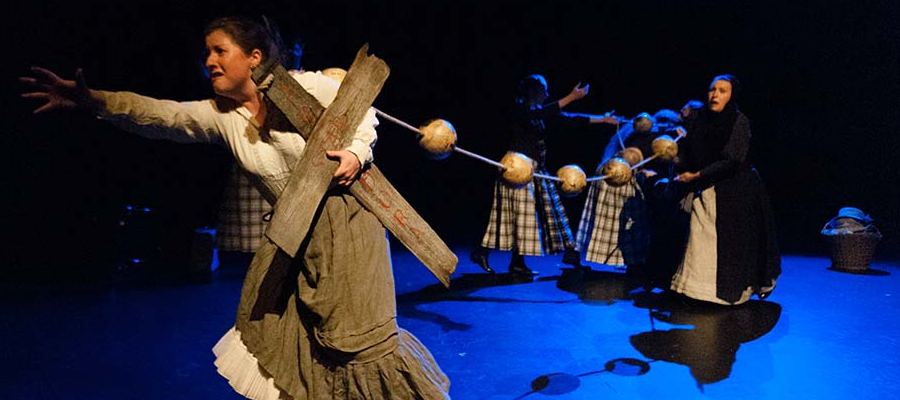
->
[418, 119, 457, 160]
[557, 165, 587, 196]
[617, 147, 644, 167]
[500, 152, 534, 188]
[651, 135, 679, 161]
[633, 112, 654, 133]
[322, 67, 347, 83]
[602, 157, 633, 186]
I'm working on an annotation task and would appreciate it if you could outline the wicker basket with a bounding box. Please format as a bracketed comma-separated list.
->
[827, 231, 882, 271]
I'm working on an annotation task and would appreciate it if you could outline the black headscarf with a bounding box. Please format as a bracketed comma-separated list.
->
[683, 75, 742, 171]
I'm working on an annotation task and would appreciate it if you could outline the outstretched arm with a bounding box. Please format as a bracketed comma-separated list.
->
[565, 111, 622, 125]
[557, 83, 620, 125]
[20, 67, 105, 114]
[22, 66, 224, 145]
[558, 82, 589, 109]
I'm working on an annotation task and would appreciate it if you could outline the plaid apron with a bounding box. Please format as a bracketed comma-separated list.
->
[575, 178, 649, 266]
[480, 167, 574, 256]
[216, 165, 272, 252]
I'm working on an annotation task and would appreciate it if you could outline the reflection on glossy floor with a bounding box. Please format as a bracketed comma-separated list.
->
[2, 248, 898, 400]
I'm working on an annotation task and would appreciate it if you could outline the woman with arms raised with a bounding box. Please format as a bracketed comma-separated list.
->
[21, 16, 449, 400]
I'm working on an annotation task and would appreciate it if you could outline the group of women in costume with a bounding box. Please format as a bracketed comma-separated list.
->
[473, 73, 780, 308]
[20, 14, 780, 400]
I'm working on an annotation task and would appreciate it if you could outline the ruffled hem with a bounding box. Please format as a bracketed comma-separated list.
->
[670, 277, 754, 305]
[213, 327, 450, 400]
[671, 276, 778, 306]
[381, 328, 451, 399]
[213, 327, 292, 400]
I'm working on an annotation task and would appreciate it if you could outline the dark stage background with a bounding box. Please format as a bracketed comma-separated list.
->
[2, 0, 898, 281]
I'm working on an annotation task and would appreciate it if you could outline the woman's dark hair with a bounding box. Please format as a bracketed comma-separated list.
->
[653, 109, 680, 125]
[682, 100, 704, 112]
[516, 74, 547, 104]
[204, 15, 286, 67]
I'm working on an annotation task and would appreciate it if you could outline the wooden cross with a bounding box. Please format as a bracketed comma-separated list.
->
[250, 45, 457, 287]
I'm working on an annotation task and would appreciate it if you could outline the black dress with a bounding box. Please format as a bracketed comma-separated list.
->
[670, 106, 781, 304]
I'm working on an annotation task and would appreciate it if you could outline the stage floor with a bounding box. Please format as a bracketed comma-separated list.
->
[2, 247, 898, 400]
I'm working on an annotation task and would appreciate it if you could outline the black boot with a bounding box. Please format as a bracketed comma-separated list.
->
[469, 246, 495, 274]
[562, 248, 587, 270]
[508, 253, 538, 276]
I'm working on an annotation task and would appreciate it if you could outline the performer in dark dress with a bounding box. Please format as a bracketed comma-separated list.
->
[671, 75, 781, 305]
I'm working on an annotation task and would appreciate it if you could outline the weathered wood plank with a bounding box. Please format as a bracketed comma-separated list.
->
[351, 165, 457, 286]
[258, 66, 322, 138]
[252, 46, 457, 286]
[263, 46, 390, 257]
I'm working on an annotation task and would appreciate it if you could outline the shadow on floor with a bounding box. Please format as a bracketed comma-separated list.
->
[397, 272, 575, 332]
[416, 264, 785, 395]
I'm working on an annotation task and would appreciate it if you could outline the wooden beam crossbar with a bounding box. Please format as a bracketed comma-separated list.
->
[252, 45, 456, 286]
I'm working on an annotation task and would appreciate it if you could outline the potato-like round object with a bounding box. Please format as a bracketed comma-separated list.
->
[557, 165, 587, 196]
[617, 147, 644, 167]
[602, 157, 633, 186]
[418, 119, 457, 160]
[633, 112, 654, 133]
[651, 135, 679, 161]
[500, 152, 534, 188]
[321, 67, 347, 83]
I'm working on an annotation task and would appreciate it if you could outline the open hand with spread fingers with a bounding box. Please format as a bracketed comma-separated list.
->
[20, 67, 102, 114]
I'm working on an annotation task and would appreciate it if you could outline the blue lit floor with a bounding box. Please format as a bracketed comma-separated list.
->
[1, 248, 898, 400]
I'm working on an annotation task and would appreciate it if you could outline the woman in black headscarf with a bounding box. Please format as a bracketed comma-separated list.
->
[670, 75, 781, 305]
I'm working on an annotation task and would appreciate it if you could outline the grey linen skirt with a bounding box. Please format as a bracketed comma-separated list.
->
[215, 192, 450, 399]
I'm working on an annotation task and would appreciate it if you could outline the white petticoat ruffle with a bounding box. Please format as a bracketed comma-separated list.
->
[213, 327, 292, 400]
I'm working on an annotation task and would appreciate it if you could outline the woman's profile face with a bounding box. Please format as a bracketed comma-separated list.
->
[707, 79, 733, 112]
[205, 30, 259, 100]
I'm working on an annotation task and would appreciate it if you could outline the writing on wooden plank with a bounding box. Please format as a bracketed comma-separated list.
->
[265, 46, 389, 256]
[353, 165, 457, 286]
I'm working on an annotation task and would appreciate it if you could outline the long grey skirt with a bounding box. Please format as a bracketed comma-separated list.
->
[215, 192, 450, 399]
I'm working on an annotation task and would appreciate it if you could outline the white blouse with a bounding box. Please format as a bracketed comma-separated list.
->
[97, 70, 378, 201]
